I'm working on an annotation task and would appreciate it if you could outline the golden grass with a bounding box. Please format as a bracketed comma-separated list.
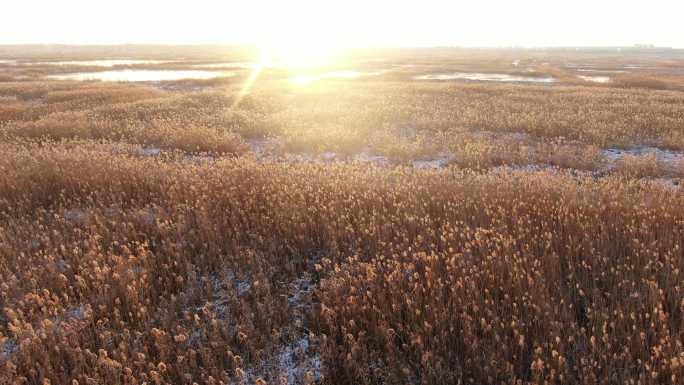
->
[0, 140, 682, 384]
[612, 73, 684, 91]
[614, 154, 684, 179]
[2, 49, 684, 384]
[3, 70, 684, 156]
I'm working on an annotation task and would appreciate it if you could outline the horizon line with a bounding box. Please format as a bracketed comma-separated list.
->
[0, 43, 681, 50]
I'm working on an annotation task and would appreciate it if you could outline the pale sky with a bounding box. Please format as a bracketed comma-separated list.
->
[2, 0, 683, 48]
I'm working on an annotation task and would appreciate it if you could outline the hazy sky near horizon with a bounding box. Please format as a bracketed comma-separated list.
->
[2, 0, 683, 48]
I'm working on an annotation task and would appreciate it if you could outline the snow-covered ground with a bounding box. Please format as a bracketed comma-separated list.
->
[412, 152, 457, 169]
[602, 146, 683, 164]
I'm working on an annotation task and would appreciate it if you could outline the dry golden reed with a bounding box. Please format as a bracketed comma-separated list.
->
[1, 48, 684, 384]
[0, 141, 682, 384]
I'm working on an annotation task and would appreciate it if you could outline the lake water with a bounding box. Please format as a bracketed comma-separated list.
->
[415, 72, 555, 83]
[38, 59, 172, 67]
[576, 68, 627, 74]
[579, 75, 611, 83]
[48, 69, 235, 82]
[623, 65, 656, 70]
[192, 62, 256, 69]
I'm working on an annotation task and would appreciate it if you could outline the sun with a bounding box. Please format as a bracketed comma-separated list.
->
[232, 4, 354, 95]
[233, 32, 344, 107]
[254, 9, 349, 70]
[258, 38, 342, 70]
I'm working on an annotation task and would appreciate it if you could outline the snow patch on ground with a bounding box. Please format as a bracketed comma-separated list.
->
[198, 269, 253, 315]
[138, 147, 161, 157]
[275, 336, 323, 385]
[647, 177, 682, 190]
[602, 147, 684, 174]
[275, 275, 323, 384]
[412, 152, 456, 170]
[246, 135, 455, 170]
[491, 164, 597, 178]
[1, 303, 89, 362]
[0, 339, 19, 361]
[492, 164, 556, 174]
[236, 280, 252, 296]
[603, 147, 683, 163]
[247, 137, 395, 169]
[229, 274, 323, 385]
[64, 208, 89, 224]
[64, 304, 86, 321]
[352, 152, 390, 166]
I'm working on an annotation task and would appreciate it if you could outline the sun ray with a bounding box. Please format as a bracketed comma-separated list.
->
[230, 57, 266, 109]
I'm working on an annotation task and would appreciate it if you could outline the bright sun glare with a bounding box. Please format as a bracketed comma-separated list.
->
[253, 4, 350, 71]
[258, 38, 342, 70]
[260, 42, 338, 69]
[233, 31, 345, 106]
[243, 24, 352, 90]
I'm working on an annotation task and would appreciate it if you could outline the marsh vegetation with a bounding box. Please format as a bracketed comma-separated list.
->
[1, 45, 683, 385]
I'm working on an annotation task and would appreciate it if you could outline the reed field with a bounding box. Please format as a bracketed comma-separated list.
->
[1, 46, 684, 385]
